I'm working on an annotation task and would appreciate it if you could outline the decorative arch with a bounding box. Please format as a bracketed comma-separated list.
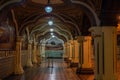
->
[19, 13, 81, 35]
[37, 33, 68, 42]
[0, 0, 24, 11]
[70, 0, 100, 26]
[32, 29, 69, 41]
[30, 24, 73, 39]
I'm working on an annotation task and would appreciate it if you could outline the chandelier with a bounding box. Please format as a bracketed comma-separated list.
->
[44, 0, 53, 13]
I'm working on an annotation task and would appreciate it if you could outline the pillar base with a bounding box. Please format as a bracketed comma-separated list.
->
[76, 67, 94, 74]
[33, 60, 37, 64]
[70, 62, 78, 67]
[26, 61, 33, 67]
[64, 58, 70, 63]
[14, 65, 24, 74]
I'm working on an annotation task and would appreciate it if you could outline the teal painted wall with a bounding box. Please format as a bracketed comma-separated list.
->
[45, 50, 63, 58]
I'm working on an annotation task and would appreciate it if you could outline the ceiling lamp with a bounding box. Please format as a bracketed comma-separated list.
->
[45, 0, 53, 13]
[50, 28, 54, 32]
[51, 32, 54, 35]
[52, 35, 55, 38]
[48, 20, 53, 25]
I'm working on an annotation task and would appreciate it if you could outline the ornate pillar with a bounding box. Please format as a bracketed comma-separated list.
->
[76, 36, 93, 74]
[37, 44, 41, 64]
[68, 40, 74, 67]
[32, 42, 38, 64]
[14, 36, 24, 74]
[26, 40, 33, 67]
[41, 43, 45, 58]
[70, 40, 79, 67]
[83, 36, 92, 68]
[74, 40, 79, 64]
[67, 42, 70, 63]
[69, 40, 73, 61]
[89, 27, 117, 80]
[64, 42, 68, 61]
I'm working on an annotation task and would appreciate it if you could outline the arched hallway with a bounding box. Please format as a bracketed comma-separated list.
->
[0, 0, 120, 80]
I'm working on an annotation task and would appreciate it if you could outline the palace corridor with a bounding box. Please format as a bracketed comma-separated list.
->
[0, 0, 120, 80]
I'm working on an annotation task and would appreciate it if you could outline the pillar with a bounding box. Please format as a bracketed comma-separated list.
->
[14, 36, 24, 74]
[76, 36, 93, 74]
[83, 36, 92, 68]
[32, 42, 37, 64]
[70, 40, 79, 67]
[26, 40, 33, 67]
[68, 40, 74, 67]
[89, 27, 117, 80]
[64, 42, 68, 61]
[67, 42, 70, 63]
[37, 44, 41, 64]
[41, 40, 46, 58]
[69, 40, 73, 61]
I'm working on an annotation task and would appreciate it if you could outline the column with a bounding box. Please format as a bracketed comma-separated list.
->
[32, 42, 38, 64]
[69, 40, 73, 61]
[64, 42, 68, 61]
[67, 42, 70, 63]
[14, 36, 24, 74]
[26, 40, 33, 67]
[68, 40, 74, 67]
[69, 40, 78, 67]
[89, 27, 117, 80]
[41, 43, 46, 58]
[70, 40, 79, 67]
[76, 36, 93, 74]
[37, 44, 41, 65]
[83, 36, 92, 68]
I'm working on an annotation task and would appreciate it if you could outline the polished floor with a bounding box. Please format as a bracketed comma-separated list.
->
[3, 59, 94, 80]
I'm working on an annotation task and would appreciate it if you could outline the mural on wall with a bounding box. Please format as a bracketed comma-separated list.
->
[0, 20, 15, 50]
[0, 24, 9, 43]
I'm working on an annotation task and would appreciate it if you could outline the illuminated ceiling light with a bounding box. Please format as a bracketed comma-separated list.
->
[44, 0, 52, 13]
[51, 32, 54, 35]
[48, 20, 53, 25]
[50, 28, 54, 32]
[45, 6, 53, 13]
[52, 35, 55, 38]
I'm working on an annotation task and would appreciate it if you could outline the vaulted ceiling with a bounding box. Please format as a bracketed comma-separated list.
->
[0, 0, 120, 43]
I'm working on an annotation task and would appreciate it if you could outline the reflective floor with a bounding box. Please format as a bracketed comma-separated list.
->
[3, 59, 94, 80]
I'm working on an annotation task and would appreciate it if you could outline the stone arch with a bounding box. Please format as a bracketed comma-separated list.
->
[70, 0, 100, 26]
[30, 24, 73, 40]
[0, 0, 24, 11]
[20, 13, 81, 35]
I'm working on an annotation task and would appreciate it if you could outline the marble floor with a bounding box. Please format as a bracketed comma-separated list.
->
[3, 58, 120, 80]
[3, 59, 94, 80]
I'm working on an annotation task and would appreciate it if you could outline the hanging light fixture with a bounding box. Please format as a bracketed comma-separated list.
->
[48, 20, 53, 25]
[52, 35, 55, 38]
[50, 32, 54, 35]
[50, 28, 54, 32]
[45, 0, 53, 13]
